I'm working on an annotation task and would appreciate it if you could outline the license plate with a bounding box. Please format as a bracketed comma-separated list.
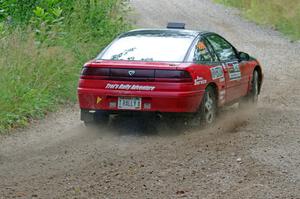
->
[118, 97, 142, 110]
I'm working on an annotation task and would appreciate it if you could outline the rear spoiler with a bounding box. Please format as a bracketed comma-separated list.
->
[167, 22, 185, 29]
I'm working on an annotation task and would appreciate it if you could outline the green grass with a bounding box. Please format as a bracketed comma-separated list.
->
[0, 0, 130, 133]
[0, 33, 77, 132]
[214, 0, 300, 40]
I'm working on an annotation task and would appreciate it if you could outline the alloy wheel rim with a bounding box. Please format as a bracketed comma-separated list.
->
[204, 92, 214, 124]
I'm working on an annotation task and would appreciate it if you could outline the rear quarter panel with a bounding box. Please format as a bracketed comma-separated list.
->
[182, 63, 227, 106]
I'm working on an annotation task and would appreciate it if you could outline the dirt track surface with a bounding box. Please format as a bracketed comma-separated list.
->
[1, 0, 300, 198]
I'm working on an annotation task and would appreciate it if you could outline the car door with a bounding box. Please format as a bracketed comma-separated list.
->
[205, 34, 243, 103]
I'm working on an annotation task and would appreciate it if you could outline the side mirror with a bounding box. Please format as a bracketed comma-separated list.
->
[238, 52, 250, 61]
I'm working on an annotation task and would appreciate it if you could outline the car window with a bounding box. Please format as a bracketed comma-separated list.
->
[98, 35, 195, 62]
[204, 39, 219, 62]
[187, 39, 215, 62]
[206, 34, 237, 61]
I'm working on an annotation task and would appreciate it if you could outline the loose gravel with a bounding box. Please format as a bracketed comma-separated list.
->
[1, 0, 300, 198]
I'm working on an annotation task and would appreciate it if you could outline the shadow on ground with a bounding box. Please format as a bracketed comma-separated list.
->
[88, 105, 257, 137]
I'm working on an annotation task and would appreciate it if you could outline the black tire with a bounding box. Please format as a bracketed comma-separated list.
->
[240, 70, 259, 107]
[81, 110, 109, 127]
[191, 86, 217, 127]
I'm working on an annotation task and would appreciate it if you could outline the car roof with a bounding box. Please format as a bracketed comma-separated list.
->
[119, 29, 210, 39]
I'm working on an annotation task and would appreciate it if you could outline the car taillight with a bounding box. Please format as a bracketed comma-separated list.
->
[155, 70, 192, 82]
[80, 67, 110, 79]
[80, 67, 193, 83]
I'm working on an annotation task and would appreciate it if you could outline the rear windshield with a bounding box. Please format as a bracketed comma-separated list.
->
[97, 34, 195, 62]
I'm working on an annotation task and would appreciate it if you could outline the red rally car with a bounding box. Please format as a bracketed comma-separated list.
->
[78, 23, 263, 126]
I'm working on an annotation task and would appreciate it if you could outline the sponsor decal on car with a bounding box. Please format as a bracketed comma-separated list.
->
[210, 66, 224, 80]
[194, 76, 207, 85]
[227, 62, 241, 80]
[219, 90, 226, 100]
[219, 90, 226, 104]
[105, 83, 155, 91]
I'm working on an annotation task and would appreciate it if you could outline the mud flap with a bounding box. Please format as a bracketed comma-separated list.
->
[80, 110, 94, 122]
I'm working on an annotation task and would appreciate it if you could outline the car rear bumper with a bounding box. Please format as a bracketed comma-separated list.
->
[78, 88, 204, 113]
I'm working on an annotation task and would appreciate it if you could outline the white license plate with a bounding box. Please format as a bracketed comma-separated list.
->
[118, 97, 142, 110]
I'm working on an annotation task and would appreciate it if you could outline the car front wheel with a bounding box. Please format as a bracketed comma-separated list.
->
[250, 70, 259, 103]
[240, 70, 259, 107]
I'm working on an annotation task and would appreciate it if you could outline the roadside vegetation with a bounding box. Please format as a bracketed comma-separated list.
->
[215, 0, 300, 40]
[0, 0, 130, 133]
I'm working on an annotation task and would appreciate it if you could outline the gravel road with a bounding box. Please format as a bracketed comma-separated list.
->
[1, 0, 300, 198]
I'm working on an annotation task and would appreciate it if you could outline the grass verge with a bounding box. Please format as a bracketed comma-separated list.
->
[214, 0, 300, 40]
[0, 0, 130, 133]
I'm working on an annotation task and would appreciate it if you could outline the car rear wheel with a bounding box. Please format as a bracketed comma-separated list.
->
[201, 86, 217, 126]
[191, 86, 217, 127]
